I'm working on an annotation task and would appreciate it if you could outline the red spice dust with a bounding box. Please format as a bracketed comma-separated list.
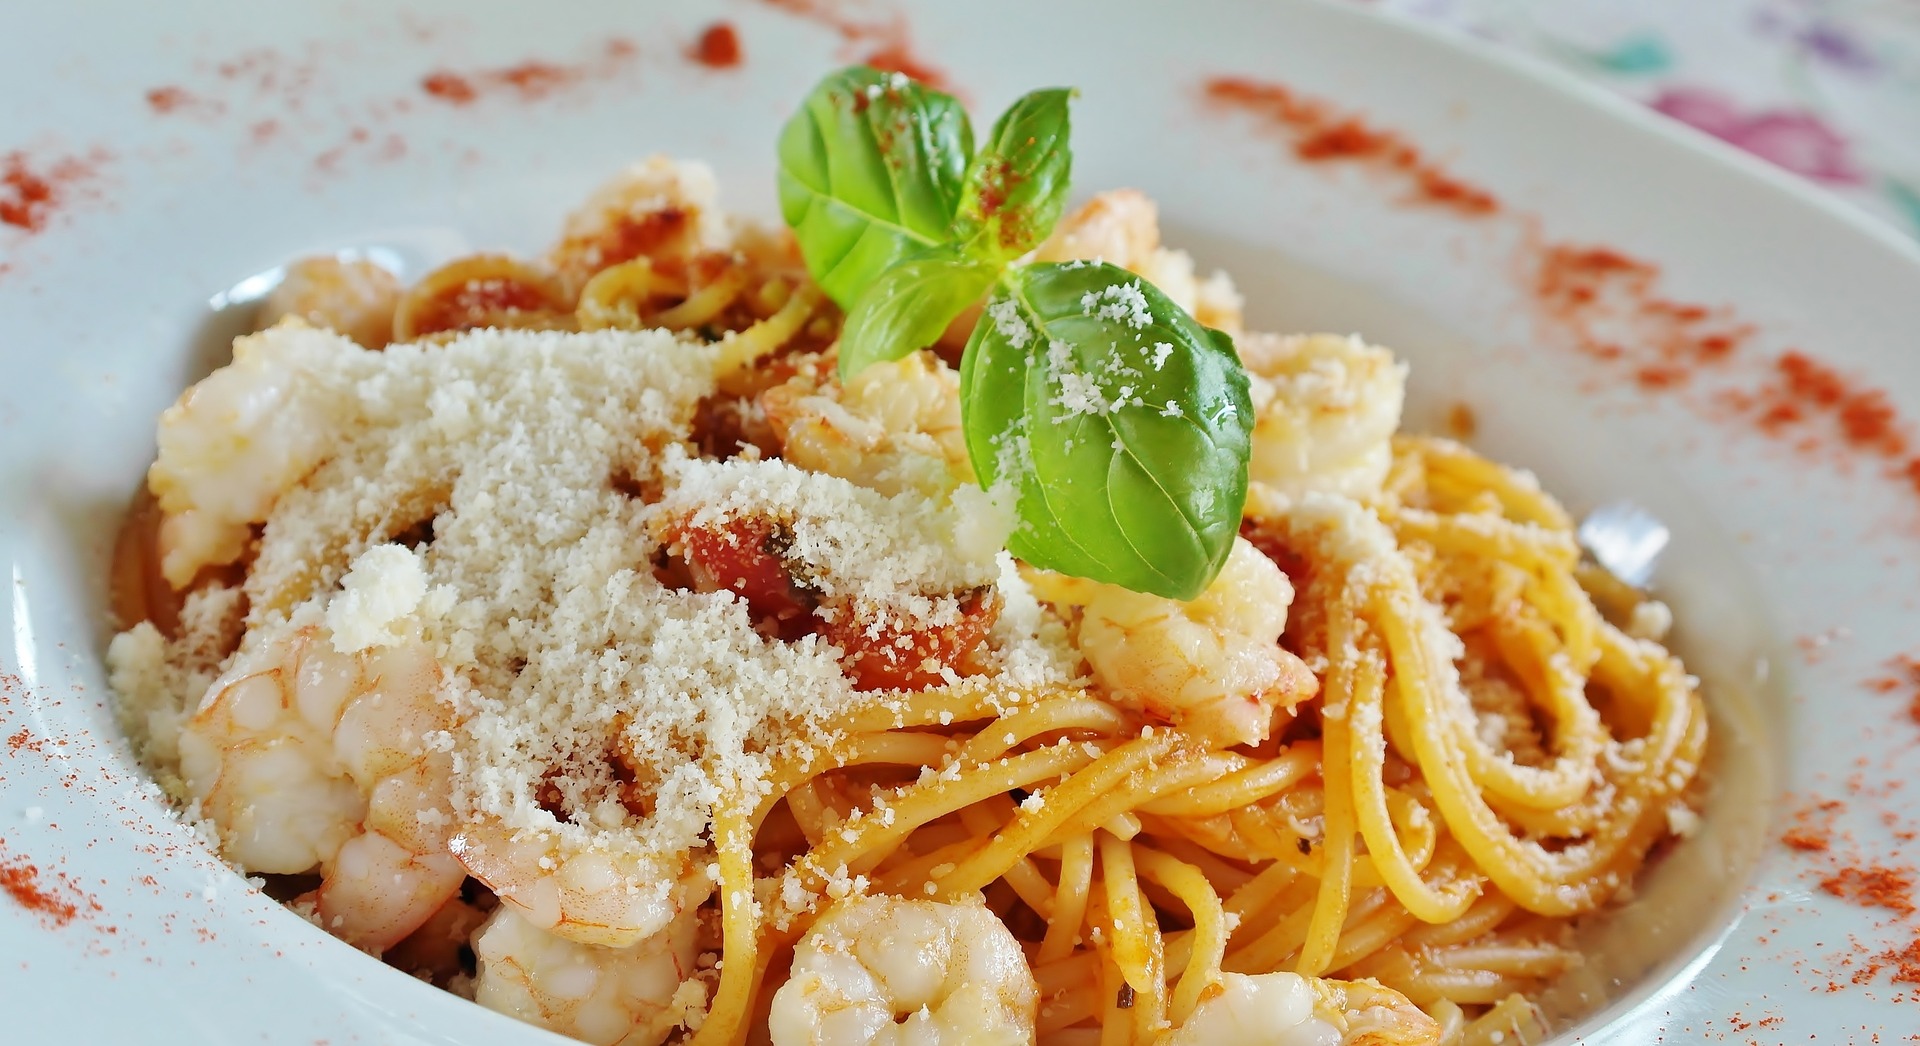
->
[1530, 243, 1751, 368]
[1201, 77, 1499, 216]
[1871, 937, 1920, 987]
[0, 845, 80, 928]
[113, 29, 665, 203]
[1528, 242, 1920, 501]
[419, 39, 637, 107]
[1777, 796, 1920, 1002]
[1444, 402, 1478, 440]
[1725, 352, 1920, 497]
[1783, 798, 1844, 853]
[761, 0, 873, 40]
[862, 41, 947, 87]
[6, 727, 44, 755]
[1203, 74, 1920, 527]
[139, 83, 227, 119]
[421, 71, 477, 104]
[2, 153, 58, 231]
[144, 85, 195, 113]
[1866, 654, 1920, 729]
[0, 150, 105, 234]
[690, 22, 743, 69]
[1824, 865, 1920, 918]
[757, 0, 953, 91]
[1785, 830, 1833, 852]
[1634, 363, 1690, 390]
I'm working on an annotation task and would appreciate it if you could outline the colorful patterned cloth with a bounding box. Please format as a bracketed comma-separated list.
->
[1361, 0, 1920, 238]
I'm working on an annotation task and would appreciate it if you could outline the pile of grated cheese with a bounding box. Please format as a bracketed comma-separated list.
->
[109, 321, 1079, 917]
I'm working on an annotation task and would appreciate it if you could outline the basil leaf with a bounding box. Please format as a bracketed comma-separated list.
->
[777, 67, 974, 311]
[960, 262, 1253, 600]
[839, 245, 998, 380]
[954, 88, 1075, 263]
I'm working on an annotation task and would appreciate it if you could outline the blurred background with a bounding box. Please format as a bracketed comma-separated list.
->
[1363, 0, 1920, 238]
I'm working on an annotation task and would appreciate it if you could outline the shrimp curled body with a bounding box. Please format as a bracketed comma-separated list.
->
[1037, 537, 1318, 747]
[449, 819, 707, 949]
[473, 906, 698, 1046]
[257, 255, 401, 350]
[1241, 332, 1407, 504]
[177, 622, 463, 952]
[761, 352, 969, 498]
[1161, 972, 1440, 1046]
[768, 896, 1039, 1046]
[147, 325, 352, 589]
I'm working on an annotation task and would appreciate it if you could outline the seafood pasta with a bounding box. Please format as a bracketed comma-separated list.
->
[107, 71, 1705, 1046]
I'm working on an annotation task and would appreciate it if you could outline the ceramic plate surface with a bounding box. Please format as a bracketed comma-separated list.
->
[4, 0, 1920, 1042]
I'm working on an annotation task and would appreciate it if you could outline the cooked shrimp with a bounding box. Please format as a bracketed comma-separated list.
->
[549, 156, 734, 294]
[147, 321, 360, 588]
[256, 255, 402, 349]
[473, 906, 699, 1046]
[1034, 189, 1159, 270]
[385, 895, 491, 983]
[175, 615, 463, 952]
[449, 819, 709, 949]
[1240, 333, 1407, 504]
[1033, 189, 1243, 333]
[1160, 973, 1439, 1046]
[1033, 537, 1318, 747]
[768, 895, 1038, 1046]
[761, 352, 970, 497]
[1311, 978, 1445, 1046]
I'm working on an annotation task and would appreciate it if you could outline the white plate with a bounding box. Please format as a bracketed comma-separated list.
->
[4, 0, 1919, 1042]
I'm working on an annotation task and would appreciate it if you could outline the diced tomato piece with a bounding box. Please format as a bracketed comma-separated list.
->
[669, 516, 815, 634]
[818, 588, 999, 692]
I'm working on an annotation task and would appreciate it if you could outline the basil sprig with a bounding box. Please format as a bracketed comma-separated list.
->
[778, 68, 1253, 600]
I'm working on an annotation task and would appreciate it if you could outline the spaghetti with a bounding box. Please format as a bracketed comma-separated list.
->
[107, 157, 1705, 1046]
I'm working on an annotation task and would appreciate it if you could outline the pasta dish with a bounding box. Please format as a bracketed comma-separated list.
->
[106, 68, 1706, 1046]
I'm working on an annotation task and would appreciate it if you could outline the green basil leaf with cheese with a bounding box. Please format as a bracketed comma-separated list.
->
[838, 244, 998, 379]
[959, 261, 1253, 600]
[954, 87, 1075, 263]
[777, 67, 974, 311]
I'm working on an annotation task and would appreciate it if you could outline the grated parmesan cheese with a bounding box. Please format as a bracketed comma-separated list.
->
[324, 544, 446, 653]
[1628, 599, 1674, 642]
[986, 298, 1033, 349]
[1080, 280, 1152, 329]
[112, 322, 1082, 926]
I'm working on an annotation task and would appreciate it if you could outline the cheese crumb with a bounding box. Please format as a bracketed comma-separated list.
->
[324, 544, 436, 653]
[1082, 281, 1152, 329]
[986, 298, 1032, 349]
[1665, 802, 1701, 838]
[1628, 599, 1674, 642]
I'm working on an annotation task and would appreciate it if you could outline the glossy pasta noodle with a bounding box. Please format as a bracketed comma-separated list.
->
[106, 157, 1705, 1046]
